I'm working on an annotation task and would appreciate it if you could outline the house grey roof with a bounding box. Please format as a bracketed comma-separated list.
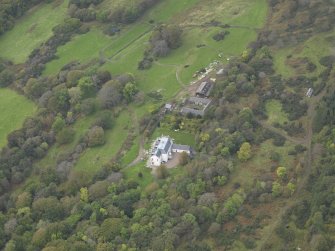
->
[163, 138, 172, 153]
[154, 149, 162, 157]
[154, 137, 172, 155]
[172, 144, 191, 152]
[165, 103, 172, 109]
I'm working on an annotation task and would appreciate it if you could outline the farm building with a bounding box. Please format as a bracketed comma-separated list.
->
[172, 144, 191, 154]
[150, 136, 191, 167]
[165, 103, 173, 112]
[196, 81, 213, 97]
[306, 88, 313, 98]
[181, 97, 212, 117]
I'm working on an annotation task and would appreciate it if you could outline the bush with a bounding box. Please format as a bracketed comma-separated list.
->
[243, 237, 256, 249]
[212, 30, 230, 41]
[0, 70, 14, 87]
[94, 111, 114, 129]
[272, 134, 286, 146]
[87, 126, 105, 147]
[56, 128, 75, 145]
[319, 55, 335, 67]
[156, 165, 169, 179]
[179, 152, 189, 166]
[80, 98, 97, 115]
[138, 57, 153, 70]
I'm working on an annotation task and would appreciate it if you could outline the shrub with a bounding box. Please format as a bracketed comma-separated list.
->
[212, 30, 230, 41]
[87, 126, 105, 147]
[272, 134, 286, 146]
[56, 128, 75, 145]
[94, 111, 114, 129]
[0, 69, 14, 87]
[319, 55, 335, 67]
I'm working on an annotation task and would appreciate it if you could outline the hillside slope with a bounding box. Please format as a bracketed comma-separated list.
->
[0, 0, 334, 250]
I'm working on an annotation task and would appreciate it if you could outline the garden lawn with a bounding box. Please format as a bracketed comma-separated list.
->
[265, 99, 289, 125]
[122, 162, 153, 189]
[0, 0, 68, 64]
[74, 111, 132, 175]
[0, 88, 36, 147]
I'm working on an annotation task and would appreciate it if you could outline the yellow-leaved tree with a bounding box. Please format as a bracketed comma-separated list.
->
[237, 142, 252, 162]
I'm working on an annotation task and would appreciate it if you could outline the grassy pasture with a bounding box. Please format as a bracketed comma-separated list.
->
[43, 29, 112, 75]
[0, 0, 68, 64]
[265, 99, 289, 125]
[102, 0, 267, 98]
[273, 30, 335, 77]
[36, 114, 100, 169]
[43, 0, 201, 76]
[251, 140, 295, 170]
[42, 0, 268, 100]
[0, 89, 36, 148]
[121, 136, 140, 166]
[74, 111, 132, 174]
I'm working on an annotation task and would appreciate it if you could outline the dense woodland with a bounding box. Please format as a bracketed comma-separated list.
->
[0, 0, 334, 250]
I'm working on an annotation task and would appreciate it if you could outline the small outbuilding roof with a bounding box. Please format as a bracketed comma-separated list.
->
[165, 103, 172, 110]
[216, 68, 224, 75]
[172, 144, 191, 152]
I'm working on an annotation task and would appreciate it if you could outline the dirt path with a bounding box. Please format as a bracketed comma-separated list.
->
[127, 136, 146, 167]
[100, 27, 153, 63]
[255, 120, 307, 145]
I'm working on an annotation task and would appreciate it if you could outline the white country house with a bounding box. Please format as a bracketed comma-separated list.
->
[150, 136, 191, 167]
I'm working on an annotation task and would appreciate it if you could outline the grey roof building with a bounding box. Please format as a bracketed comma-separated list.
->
[196, 81, 213, 97]
[180, 97, 212, 117]
[172, 144, 191, 153]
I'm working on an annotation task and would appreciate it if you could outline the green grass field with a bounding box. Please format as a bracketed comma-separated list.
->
[101, 0, 267, 99]
[0, 88, 36, 147]
[0, 0, 68, 64]
[36, 114, 100, 169]
[251, 140, 295, 171]
[273, 30, 335, 77]
[122, 162, 153, 189]
[44, 0, 268, 94]
[121, 136, 140, 166]
[265, 99, 289, 125]
[43, 29, 112, 75]
[74, 111, 132, 174]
